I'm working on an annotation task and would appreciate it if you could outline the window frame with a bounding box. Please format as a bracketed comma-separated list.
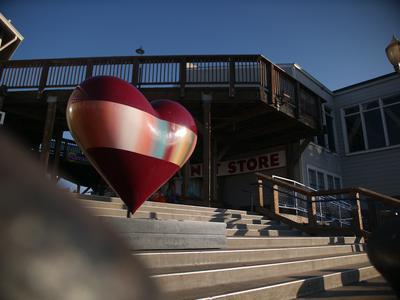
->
[341, 94, 400, 155]
[306, 165, 342, 191]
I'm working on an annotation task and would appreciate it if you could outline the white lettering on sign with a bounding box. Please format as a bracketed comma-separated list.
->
[190, 151, 286, 178]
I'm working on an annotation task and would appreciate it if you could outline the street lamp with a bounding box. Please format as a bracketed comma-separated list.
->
[385, 35, 400, 73]
[135, 46, 145, 55]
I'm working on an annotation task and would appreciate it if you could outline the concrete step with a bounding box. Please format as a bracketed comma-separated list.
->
[89, 206, 278, 226]
[82, 199, 269, 221]
[165, 264, 379, 300]
[77, 194, 261, 217]
[301, 275, 395, 299]
[225, 223, 290, 230]
[226, 236, 364, 249]
[152, 253, 370, 294]
[135, 244, 366, 271]
[227, 228, 303, 237]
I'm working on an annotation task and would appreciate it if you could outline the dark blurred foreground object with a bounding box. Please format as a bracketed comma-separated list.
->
[367, 218, 400, 298]
[0, 131, 160, 300]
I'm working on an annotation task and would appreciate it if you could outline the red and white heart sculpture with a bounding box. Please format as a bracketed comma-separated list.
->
[67, 76, 197, 213]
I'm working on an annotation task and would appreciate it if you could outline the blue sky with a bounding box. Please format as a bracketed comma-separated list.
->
[1, 0, 399, 90]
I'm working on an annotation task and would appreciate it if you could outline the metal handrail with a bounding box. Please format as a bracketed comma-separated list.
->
[255, 172, 400, 237]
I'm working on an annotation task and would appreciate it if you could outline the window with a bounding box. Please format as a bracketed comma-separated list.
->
[343, 95, 400, 153]
[327, 175, 334, 190]
[317, 171, 325, 190]
[325, 107, 336, 152]
[344, 106, 365, 152]
[314, 106, 336, 152]
[383, 96, 400, 145]
[307, 166, 342, 191]
[308, 169, 317, 190]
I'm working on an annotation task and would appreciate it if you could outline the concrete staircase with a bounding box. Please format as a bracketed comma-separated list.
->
[78, 195, 381, 299]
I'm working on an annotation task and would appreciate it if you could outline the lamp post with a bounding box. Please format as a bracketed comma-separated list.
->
[385, 35, 400, 73]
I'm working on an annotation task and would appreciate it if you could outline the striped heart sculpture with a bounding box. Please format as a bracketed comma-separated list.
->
[67, 76, 197, 214]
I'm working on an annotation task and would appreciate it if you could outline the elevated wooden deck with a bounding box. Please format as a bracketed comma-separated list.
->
[0, 55, 324, 199]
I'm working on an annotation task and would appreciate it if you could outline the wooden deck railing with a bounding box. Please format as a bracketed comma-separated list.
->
[0, 54, 322, 128]
[255, 172, 400, 238]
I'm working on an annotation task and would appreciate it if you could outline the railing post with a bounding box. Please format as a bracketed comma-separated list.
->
[307, 195, 317, 226]
[272, 184, 280, 215]
[132, 59, 139, 87]
[229, 60, 235, 98]
[268, 62, 277, 105]
[294, 81, 300, 118]
[354, 192, 364, 233]
[38, 63, 49, 93]
[257, 178, 264, 208]
[85, 61, 93, 79]
[180, 59, 186, 98]
[259, 60, 267, 103]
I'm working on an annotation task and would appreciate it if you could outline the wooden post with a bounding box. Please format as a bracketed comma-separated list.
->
[257, 178, 264, 208]
[51, 129, 63, 181]
[272, 184, 280, 215]
[182, 161, 190, 198]
[294, 81, 300, 118]
[229, 60, 235, 98]
[307, 195, 317, 226]
[268, 62, 277, 105]
[202, 94, 212, 207]
[85, 61, 93, 79]
[40, 95, 57, 173]
[180, 59, 186, 98]
[211, 140, 218, 205]
[132, 59, 139, 87]
[354, 192, 364, 232]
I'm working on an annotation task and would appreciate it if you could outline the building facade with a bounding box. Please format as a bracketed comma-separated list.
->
[207, 65, 400, 209]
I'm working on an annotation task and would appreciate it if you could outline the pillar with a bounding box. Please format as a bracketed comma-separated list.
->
[202, 93, 212, 207]
[40, 95, 57, 173]
[51, 129, 63, 181]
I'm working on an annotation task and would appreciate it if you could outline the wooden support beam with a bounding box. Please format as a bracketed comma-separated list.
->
[51, 129, 63, 181]
[229, 61, 235, 98]
[272, 184, 280, 215]
[202, 99, 211, 207]
[40, 96, 57, 173]
[257, 178, 264, 208]
[354, 192, 364, 232]
[294, 81, 300, 118]
[211, 140, 218, 205]
[180, 59, 186, 98]
[268, 62, 277, 105]
[307, 195, 317, 226]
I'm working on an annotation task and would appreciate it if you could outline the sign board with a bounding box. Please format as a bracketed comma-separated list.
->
[190, 150, 286, 178]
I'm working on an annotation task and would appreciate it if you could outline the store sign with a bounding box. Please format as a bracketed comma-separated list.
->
[190, 150, 286, 178]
